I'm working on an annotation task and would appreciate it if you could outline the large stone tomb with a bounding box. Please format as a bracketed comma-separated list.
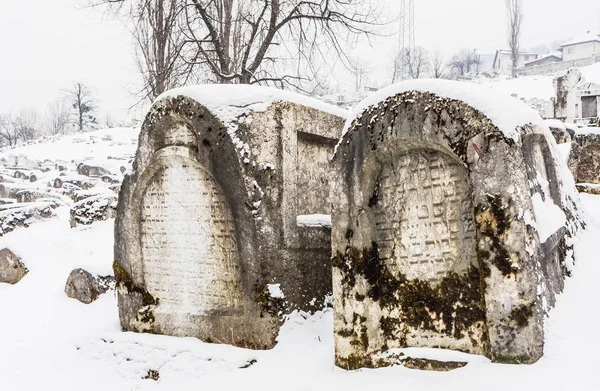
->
[331, 83, 582, 369]
[115, 85, 346, 349]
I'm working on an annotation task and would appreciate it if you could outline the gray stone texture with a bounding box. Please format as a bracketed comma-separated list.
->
[0, 202, 58, 236]
[69, 194, 118, 227]
[568, 133, 600, 184]
[65, 268, 115, 304]
[331, 90, 581, 369]
[115, 92, 345, 349]
[0, 248, 28, 284]
[547, 124, 572, 144]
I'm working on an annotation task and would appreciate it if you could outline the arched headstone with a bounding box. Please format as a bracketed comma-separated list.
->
[331, 81, 582, 369]
[115, 85, 347, 348]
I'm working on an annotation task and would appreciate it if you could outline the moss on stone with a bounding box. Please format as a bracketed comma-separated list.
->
[334, 243, 487, 341]
[475, 195, 518, 277]
[336, 354, 375, 371]
[492, 353, 532, 364]
[402, 357, 467, 371]
[253, 283, 285, 317]
[113, 260, 159, 306]
[510, 303, 535, 328]
[368, 181, 381, 207]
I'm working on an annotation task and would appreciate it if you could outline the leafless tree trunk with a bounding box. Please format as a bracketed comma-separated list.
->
[405, 47, 429, 79]
[350, 57, 373, 90]
[45, 99, 71, 135]
[392, 47, 429, 82]
[131, 0, 192, 101]
[506, 0, 523, 79]
[65, 83, 97, 132]
[98, 0, 387, 89]
[430, 49, 447, 79]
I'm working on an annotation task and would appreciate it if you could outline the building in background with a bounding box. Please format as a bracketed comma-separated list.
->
[524, 53, 562, 68]
[493, 50, 540, 74]
[559, 32, 600, 62]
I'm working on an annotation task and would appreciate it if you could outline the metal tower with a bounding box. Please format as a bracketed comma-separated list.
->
[397, 0, 415, 82]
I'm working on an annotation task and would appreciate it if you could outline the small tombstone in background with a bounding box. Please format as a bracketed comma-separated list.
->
[70, 194, 118, 227]
[545, 119, 572, 144]
[0, 248, 28, 285]
[568, 131, 600, 191]
[114, 85, 346, 349]
[331, 81, 582, 369]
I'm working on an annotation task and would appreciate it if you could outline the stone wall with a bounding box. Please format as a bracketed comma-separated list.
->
[518, 55, 600, 77]
[114, 90, 346, 349]
[331, 89, 582, 369]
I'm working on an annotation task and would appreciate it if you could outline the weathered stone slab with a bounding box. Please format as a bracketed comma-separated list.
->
[77, 163, 111, 177]
[115, 85, 347, 348]
[70, 194, 118, 227]
[575, 183, 600, 194]
[568, 131, 600, 184]
[65, 268, 115, 304]
[0, 248, 28, 284]
[0, 201, 58, 236]
[545, 119, 572, 144]
[331, 82, 582, 369]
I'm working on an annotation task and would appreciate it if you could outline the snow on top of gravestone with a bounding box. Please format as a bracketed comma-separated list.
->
[156, 84, 350, 133]
[342, 79, 546, 142]
[545, 119, 567, 130]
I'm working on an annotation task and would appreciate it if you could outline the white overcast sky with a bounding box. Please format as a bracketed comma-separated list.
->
[1, 0, 599, 122]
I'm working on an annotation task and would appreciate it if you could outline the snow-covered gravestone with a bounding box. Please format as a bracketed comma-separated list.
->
[114, 85, 346, 349]
[568, 129, 600, 189]
[331, 80, 582, 369]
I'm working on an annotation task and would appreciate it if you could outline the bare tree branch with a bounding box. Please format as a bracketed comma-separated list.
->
[506, 0, 523, 78]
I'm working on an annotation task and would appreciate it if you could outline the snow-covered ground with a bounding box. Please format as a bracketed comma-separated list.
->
[1, 127, 600, 390]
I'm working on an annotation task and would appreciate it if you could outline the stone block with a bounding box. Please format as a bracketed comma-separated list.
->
[114, 85, 347, 348]
[331, 83, 582, 369]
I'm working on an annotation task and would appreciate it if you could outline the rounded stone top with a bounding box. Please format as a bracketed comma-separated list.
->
[155, 84, 349, 135]
[342, 79, 546, 142]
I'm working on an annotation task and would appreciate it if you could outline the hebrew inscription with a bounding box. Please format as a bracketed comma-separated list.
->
[140, 159, 242, 318]
[374, 149, 476, 283]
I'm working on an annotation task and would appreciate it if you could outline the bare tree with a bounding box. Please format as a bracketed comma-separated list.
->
[430, 49, 447, 79]
[0, 110, 40, 147]
[45, 99, 71, 135]
[65, 83, 97, 132]
[392, 46, 429, 82]
[405, 47, 429, 79]
[506, 0, 523, 78]
[449, 49, 481, 77]
[99, 0, 387, 89]
[131, 0, 193, 101]
[350, 57, 373, 90]
[0, 115, 19, 147]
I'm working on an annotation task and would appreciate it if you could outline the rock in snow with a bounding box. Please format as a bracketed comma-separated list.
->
[0, 248, 28, 285]
[64, 268, 115, 304]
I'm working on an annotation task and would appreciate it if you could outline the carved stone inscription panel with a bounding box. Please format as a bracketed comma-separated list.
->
[296, 136, 335, 216]
[374, 149, 476, 283]
[140, 158, 242, 318]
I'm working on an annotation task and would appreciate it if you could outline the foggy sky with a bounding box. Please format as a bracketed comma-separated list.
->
[1, 0, 599, 122]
